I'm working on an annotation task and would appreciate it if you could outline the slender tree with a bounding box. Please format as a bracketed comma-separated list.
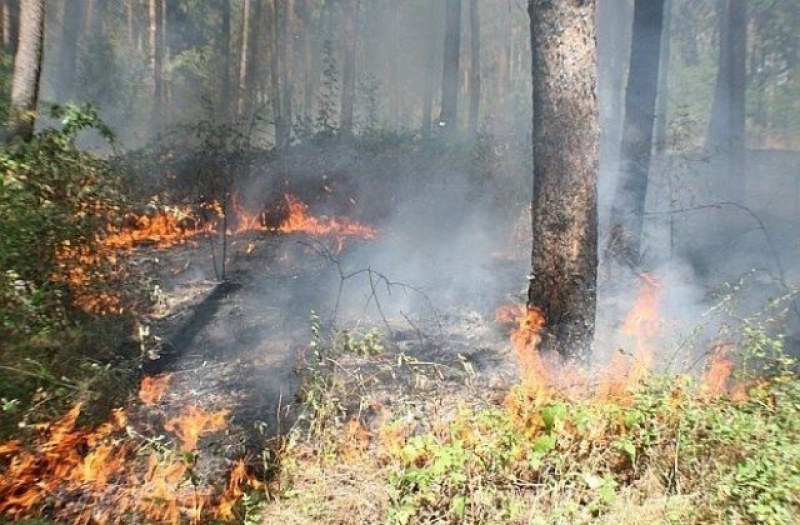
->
[467, 0, 481, 139]
[237, 0, 251, 117]
[149, 0, 164, 136]
[57, 0, 83, 101]
[654, 0, 673, 152]
[439, 0, 461, 135]
[527, 0, 600, 358]
[6, 0, 44, 143]
[421, 0, 437, 140]
[339, 0, 358, 134]
[607, 0, 666, 270]
[275, 0, 293, 148]
[218, 0, 231, 120]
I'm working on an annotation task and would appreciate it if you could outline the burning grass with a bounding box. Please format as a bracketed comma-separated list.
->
[0, 376, 265, 524]
[263, 276, 799, 524]
[53, 193, 378, 316]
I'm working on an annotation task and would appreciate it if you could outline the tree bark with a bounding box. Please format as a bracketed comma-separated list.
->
[608, 0, 666, 270]
[527, 0, 600, 359]
[6, 0, 44, 143]
[339, 0, 358, 135]
[707, 0, 747, 201]
[467, 0, 481, 140]
[439, 0, 461, 135]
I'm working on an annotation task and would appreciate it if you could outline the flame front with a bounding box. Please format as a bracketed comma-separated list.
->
[0, 381, 258, 523]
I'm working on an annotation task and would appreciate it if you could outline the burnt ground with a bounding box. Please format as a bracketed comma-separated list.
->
[130, 228, 528, 466]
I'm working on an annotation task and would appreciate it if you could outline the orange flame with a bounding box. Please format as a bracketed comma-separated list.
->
[139, 373, 173, 405]
[0, 380, 257, 523]
[703, 346, 734, 396]
[496, 304, 549, 397]
[164, 406, 230, 451]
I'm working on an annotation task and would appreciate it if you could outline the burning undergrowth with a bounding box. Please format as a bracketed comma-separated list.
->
[0, 374, 265, 524]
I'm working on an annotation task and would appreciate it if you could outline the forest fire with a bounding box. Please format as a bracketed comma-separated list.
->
[53, 193, 377, 315]
[0, 378, 260, 523]
[498, 273, 739, 401]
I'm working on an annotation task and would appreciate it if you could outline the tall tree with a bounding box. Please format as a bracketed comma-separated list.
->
[467, 0, 481, 139]
[707, 0, 747, 200]
[339, 0, 358, 134]
[654, 0, 673, 152]
[275, 0, 293, 148]
[237, 0, 251, 117]
[6, 0, 44, 143]
[607, 0, 666, 270]
[439, 0, 461, 135]
[148, 0, 164, 136]
[218, 0, 231, 120]
[421, 0, 437, 140]
[58, 0, 83, 101]
[527, 0, 600, 358]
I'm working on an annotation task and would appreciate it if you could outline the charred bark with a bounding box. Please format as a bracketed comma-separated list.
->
[608, 0, 666, 270]
[528, 0, 600, 359]
[439, 0, 461, 135]
[6, 0, 44, 144]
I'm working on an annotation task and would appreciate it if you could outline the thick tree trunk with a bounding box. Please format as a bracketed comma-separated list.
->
[339, 0, 358, 135]
[527, 0, 599, 359]
[707, 0, 746, 201]
[439, 0, 461, 135]
[467, 0, 481, 140]
[608, 0, 666, 270]
[6, 0, 44, 143]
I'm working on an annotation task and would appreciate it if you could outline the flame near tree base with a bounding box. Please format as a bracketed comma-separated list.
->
[496, 274, 735, 402]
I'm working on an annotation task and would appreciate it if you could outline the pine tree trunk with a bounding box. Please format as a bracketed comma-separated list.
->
[339, 0, 358, 135]
[439, 0, 461, 135]
[608, 0, 666, 270]
[527, 0, 599, 359]
[467, 0, 480, 140]
[244, 0, 263, 120]
[6, 0, 44, 143]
